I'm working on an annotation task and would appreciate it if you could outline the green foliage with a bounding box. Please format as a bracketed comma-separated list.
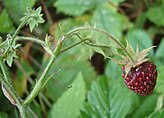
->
[105, 60, 121, 79]
[49, 73, 86, 118]
[156, 38, 164, 59]
[81, 75, 139, 118]
[126, 29, 152, 51]
[0, 112, 8, 118]
[54, 0, 95, 16]
[20, 7, 45, 32]
[0, 9, 15, 33]
[0, 39, 21, 67]
[44, 54, 96, 102]
[132, 94, 158, 118]
[0, 0, 164, 118]
[146, 5, 164, 27]
[4, 0, 36, 24]
[80, 77, 110, 118]
[155, 66, 164, 93]
[147, 108, 164, 118]
[92, 5, 129, 39]
[13, 60, 35, 96]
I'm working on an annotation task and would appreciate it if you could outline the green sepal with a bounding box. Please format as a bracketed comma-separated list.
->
[20, 7, 45, 32]
[125, 39, 135, 60]
[112, 39, 155, 76]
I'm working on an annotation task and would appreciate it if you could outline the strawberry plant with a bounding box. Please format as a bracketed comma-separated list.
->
[0, 0, 164, 118]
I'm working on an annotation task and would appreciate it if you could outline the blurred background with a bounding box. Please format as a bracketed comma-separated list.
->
[0, 0, 164, 118]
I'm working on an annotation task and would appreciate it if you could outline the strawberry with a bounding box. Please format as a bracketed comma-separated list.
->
[112, 40, 158, 96]
[122, 61, 157, 96]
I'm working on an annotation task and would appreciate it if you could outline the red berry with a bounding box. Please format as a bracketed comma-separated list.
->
[122, 61, 157, 96]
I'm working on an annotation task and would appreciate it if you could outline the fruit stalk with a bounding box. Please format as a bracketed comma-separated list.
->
[65, 26, 134, 61]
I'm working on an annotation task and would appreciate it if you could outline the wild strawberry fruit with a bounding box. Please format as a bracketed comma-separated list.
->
[122, 61, 157, 96]
[113, 40, 158, 96]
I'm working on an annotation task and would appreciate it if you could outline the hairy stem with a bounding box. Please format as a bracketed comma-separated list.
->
[15, 36, 46, 46]
[59, 38, 89, 54]
[0, 59, 27, 118]
[12, 18, 29, 39]
[74, 33, 111, 49]
[23, 55, 56, 105]
[4, 17, 29, 55]
[66, 26, 134, 61]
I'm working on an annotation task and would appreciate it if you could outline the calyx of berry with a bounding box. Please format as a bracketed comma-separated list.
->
[113, 40, 155, 76]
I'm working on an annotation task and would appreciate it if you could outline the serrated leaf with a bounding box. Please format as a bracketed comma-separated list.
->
[81, 77, 110, 118]
[147, 108, 164, 118]
[109, 78, 139, 118]
[54, 0, 95, 16]
[49, 73, 86, 118]
[45, 57, 96, 102]
[91, 5, 131, 56]
[4, 0, 36, 24]
[92, 6, 124, 39]
[0, 9, 15, 33]
[146, 5, 164, 27]
[132, 94, 158, 118]
[81, 76, 139, 118]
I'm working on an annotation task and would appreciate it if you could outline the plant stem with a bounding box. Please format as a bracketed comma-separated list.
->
[59, 38, 89, 54]
[0, 59, 27, 118]
[73, 33, 111, 49]
[23, 55, 56, 105]
[4, 17, 29, 55]
[66, 26, 134, 61]
[12, 18, 29, 39]
[15, 36, 46, 46]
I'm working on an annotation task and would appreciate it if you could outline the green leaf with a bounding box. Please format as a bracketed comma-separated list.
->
[2, 40, 20, 67]
[91, 5, 131, 56]
[156, 38, 164, 59]
[81, 77, 110, 118]
[109, 78, 139, 118]
[55, 16, 91, 40]
[49, 73, 86, 118]
[126, 29, 152, 51]
[146, 5, 164, 27]
[155, 66, 164, 93]
[147, 108, 164, 118]
[105, 60, 121, 79]
[0, 9, 15, 33]
[4, 0, 36, 24]
[81, 76, 139, 118]
[132, 94, 158, 118]
[54, 0, 95, 16]
[109, 0, 125, 5]
[92, 5, 125, 39]
[45, 57, 96, 102]
[0, 112, 8, 118]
